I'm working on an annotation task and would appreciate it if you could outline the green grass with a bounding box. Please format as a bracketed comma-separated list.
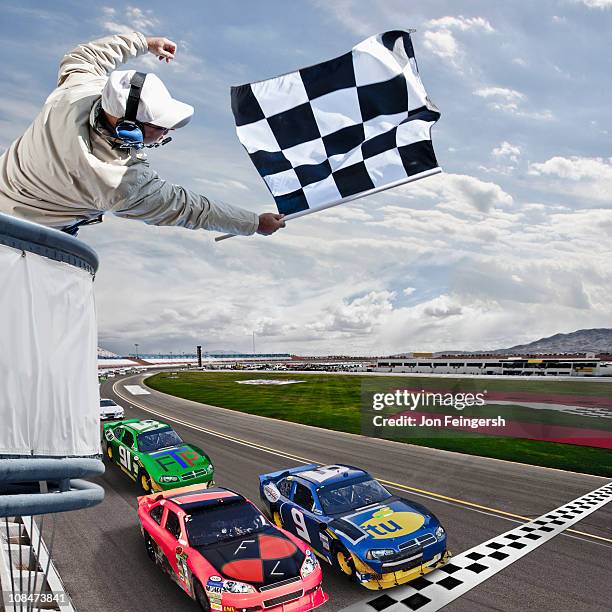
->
[145, 371, 612, 477]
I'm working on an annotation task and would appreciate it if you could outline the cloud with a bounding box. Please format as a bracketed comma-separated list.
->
[424, 16, 495, 33]
[423, 30, 459, 60]
[422, 14, 494, 64]
[100, 5, 159, 37]
[528, 156, 612, 181]
[577, 0, 612, 7]
[397, 172, 514, 214]
[307, 291, 396, 334]
[423, 296, 463, 318]
[527, 157, 612, 205]
[474, 86, 553, 120]
[474, 86, 525, 102]
[492, 141, 521, 163]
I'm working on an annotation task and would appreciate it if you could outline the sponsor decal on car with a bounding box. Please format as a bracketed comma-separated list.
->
[206, 575, 223, 594]
[176, 548, 191, 591]
[263, 482, 281, 503]
[351, 505, 425, 540]
[319, 532, 330, 551]
[152, 446, 201, 471]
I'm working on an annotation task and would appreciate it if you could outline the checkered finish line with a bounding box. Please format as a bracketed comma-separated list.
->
[340, 482, 612, 612]
[231, 30, 441, 218]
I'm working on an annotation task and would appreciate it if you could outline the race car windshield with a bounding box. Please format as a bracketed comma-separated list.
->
[318, 478, 392, 514]
[100, 400, 115, 407]
[185, 501, 269, 547]
[136, 428, 183, 452]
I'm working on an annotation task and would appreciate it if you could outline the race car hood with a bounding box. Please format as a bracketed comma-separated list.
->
[143, 444, 212, 478]
[330, 497, 436, 548]
[195, 527, 305, 588]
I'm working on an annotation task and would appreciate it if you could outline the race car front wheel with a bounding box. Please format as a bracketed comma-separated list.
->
[333, 546, 355, 579]
[194, 580, 211, 612]
[139, 470, 152, 493]
[272, 511, 283, 528]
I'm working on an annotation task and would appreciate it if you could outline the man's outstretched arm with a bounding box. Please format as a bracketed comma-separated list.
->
[57, 32, 176, 86]
[111, 169, 285, 236]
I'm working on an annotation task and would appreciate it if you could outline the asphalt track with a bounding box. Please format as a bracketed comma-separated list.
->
[50, 373, 612, 611]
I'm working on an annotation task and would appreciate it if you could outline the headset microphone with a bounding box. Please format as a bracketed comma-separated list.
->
[147, 136, 173, 149]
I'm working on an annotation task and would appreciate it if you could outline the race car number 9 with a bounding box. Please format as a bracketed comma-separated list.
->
[291, 508, 310, 542]
[119, 445, 131, 470]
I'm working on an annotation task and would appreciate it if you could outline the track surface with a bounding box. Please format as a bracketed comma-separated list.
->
[51, 373, 612, 611]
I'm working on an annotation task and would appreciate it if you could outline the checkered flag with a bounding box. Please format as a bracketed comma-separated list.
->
[229, 30, 441, 226]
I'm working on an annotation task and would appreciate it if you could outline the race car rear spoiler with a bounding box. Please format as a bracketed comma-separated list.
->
[137, 482, 212, 507]
[101, 417, 141, 431]
[258, 463, 320, 487]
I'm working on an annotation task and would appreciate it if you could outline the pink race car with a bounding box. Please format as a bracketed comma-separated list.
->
[137, 484, 329, 611]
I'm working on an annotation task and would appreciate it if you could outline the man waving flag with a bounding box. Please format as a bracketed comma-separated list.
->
[219, 30, 441, 239]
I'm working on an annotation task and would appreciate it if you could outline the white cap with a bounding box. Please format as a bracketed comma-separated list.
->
[101, 70, 194, 129]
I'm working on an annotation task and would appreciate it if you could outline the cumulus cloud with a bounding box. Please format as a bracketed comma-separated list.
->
[100, 6, 159, 40]
[474, 86, 553, 120]
[474, 87, 525, 101]
[528, 156, 612, 181]
[423, 296, 463, 318]
[423, 14, 494, 63]
[423, 30, 458, 60]
[398, 172, 513, 214]
[425, 16, 495, 32]
[527, 157, 612, 205]
[492, 141, 521, 163]
[307, 291, 395, 334]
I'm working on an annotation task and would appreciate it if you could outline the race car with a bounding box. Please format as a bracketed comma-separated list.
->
[99, 398, 124, 420]
[137, 484, 329, 611]
[102, 418, 214, 493]
[259, 464, 450, 590]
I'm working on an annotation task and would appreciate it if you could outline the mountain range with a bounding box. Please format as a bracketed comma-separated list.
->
[492, 328, 612, 355]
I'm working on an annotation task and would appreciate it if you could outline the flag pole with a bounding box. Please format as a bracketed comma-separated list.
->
[214, 166, 442, 242]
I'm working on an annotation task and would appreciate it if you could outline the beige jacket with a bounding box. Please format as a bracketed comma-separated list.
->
[0, 32, 259, 235]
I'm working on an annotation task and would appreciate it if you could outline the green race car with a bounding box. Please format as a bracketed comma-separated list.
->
[102, 418, 214, 493]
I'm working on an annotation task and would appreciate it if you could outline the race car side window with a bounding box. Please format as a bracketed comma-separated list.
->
[293, 482, 315, 512]
[122, 430, 135, 449]
[278, 478, 292, 498]
[150, 505, 164, 525]
[165, 510, 182, 540]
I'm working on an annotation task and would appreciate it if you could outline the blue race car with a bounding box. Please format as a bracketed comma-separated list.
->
[259, 464, 450, 590]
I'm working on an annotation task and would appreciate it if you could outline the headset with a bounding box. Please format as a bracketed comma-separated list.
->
[114, 71, 147, 149]
[114, 72, 174, 150]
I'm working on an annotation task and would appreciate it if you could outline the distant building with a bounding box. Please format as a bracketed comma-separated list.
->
[373, 355, 611, 376]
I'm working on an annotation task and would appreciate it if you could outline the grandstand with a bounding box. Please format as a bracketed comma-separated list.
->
[373, 355, 612, 376]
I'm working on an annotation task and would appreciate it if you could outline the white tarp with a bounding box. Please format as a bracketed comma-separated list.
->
[0, 244, 99, 456]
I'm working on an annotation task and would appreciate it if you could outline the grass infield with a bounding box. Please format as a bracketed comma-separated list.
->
[145, 371, 612, 477]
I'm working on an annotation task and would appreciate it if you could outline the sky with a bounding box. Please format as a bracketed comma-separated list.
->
[1, 0, 611, 356]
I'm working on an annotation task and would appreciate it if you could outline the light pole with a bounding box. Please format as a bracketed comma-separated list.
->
[134, 343, 139, 359]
